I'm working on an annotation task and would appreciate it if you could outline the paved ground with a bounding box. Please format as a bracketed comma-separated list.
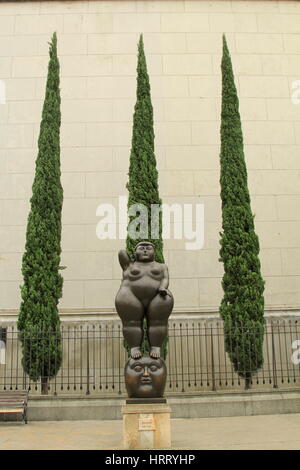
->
[1, 413, 300, 450]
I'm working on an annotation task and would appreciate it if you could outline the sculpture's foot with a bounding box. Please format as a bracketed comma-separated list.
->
[150, 347, 161, 358]
[130, 347, 142, 359]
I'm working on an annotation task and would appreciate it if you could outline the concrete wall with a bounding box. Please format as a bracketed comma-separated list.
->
[0, 0, 300, 315]
[22, 390, 300, 421]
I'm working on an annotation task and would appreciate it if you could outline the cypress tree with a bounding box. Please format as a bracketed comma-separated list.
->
[126, 34, 164, 264]
[219, 35, 265, 388]
[126, 34, 166, 357]
[18, 33, 63, 394]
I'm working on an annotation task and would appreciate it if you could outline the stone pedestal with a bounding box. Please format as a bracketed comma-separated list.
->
[122, 399, 171, 449]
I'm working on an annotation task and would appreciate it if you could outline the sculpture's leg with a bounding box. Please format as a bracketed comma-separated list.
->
[147, 293, 174, 358]
[115, 287, 144, 358]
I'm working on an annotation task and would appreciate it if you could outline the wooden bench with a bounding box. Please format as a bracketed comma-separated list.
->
[0, 390, 28, 424]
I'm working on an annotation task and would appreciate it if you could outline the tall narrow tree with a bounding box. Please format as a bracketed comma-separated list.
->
[219, 35, 265, 388]
[18, 33, 63, 394]
[126, 34, 166, 356]
[126, 34, 163, 263]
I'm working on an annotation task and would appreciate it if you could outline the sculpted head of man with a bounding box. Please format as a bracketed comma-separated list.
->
[124, 356, 167, 398]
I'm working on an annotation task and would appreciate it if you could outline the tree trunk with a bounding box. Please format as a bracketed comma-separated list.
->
[41, 377, 48, 395]
[244, 375, 252, 390]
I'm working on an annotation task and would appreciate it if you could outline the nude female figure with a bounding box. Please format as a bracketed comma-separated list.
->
[115, 242, 174, 359]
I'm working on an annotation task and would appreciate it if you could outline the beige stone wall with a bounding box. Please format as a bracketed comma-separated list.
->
[0, 0, 300, 314]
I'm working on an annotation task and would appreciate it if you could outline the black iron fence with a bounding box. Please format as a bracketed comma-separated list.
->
[0, 317, 300, 396]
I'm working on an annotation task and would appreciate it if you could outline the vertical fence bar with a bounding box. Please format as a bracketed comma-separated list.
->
[53, 327, 58, 396]
[167, 324, 172, 390]
[112, 324, 115, 391]
[198, 322, 203, 387]
[253, 323, 260, 386]
[86, 325, 90, 396]
[186, 323, 191, 389]
[73, 325, 76, 391]
[265, 321, 272, 385]
[204, 322, 209, 387]
[47, 329, 51, 394]
[15, 327, 19, 390]
[271, 320, 278, 389]
[227, 323, 236, 386]
[104, 323, 108, 390]
[283, 320, 290, 384]
[247, 324, 253, 388]
[29, 329, 34, 392]
[216, 322, 222, 387]
[3, 327, 8, 390]
[80, 325, 83, 391]
[210, 325, 216, 392]
[67, 325, 70, 391]
[40, 327, 44, 393]
[261, 326, 266, 386]
[99, 324, 102, 391]
[224, 324, 229, 386]
[289, 320, 296, 384]
[22, 330, 27, 391]
[173, 323, 178, 390]
[240, 323, 247, 389]
[295, 320, 300, 385]
[192, 323, 197, 388]
[179, 323, 185, 393]
[93, 324, 96, 392]
[277, 320, 284, 385]
[46, 327, 51, 393]
[118, 324, 122, 395]
[60, 325, 64, 392]
[10, 326, 14, 390]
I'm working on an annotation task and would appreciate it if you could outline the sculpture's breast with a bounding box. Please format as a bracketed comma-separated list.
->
[150, 268, 161, 276]
[128, 267, 143, 280]
[131, 268, 141, 276]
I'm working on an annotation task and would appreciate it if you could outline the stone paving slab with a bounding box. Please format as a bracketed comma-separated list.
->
[0, 414, 300, 450]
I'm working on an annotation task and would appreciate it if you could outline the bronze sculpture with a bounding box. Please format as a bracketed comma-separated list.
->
[125, 356, 167, 399]
[115, 242, 174, 361]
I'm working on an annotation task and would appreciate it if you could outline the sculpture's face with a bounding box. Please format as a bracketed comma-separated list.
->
[125, 356, 166, 398]
[135, 243, 155, 262]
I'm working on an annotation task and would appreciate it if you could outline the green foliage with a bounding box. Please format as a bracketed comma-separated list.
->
[126, 34, 164, 264]
[126, 35, 167, 359]
[219, 35, 265, 384]
[18, 33, 63, 383]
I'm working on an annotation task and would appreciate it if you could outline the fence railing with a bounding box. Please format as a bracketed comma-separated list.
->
[0, 317, 300, 396]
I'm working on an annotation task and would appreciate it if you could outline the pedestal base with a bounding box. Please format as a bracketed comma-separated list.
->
[122, 401, 171, 449]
